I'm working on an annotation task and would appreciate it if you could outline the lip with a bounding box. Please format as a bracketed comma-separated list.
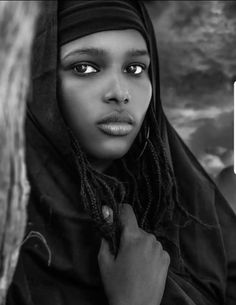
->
[97, 123, 133, 136]
[97, 111, 135, 136]
[97, 111, 135, 125]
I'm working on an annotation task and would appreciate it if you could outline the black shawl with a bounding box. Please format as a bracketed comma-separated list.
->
[7, 1, 236, 305]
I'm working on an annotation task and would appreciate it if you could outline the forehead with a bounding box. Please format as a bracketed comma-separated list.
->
[60, 29, 148, 59]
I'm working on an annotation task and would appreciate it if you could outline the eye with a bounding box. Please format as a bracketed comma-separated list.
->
[73, 63, 99, 75]
[125, 64, 146, 75]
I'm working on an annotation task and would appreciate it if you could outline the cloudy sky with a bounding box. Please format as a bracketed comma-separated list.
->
[145, 1, 235, 179]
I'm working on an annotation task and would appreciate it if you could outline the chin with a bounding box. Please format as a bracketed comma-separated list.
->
[98, 147, 128, 160]
[92, 139, 132, 160]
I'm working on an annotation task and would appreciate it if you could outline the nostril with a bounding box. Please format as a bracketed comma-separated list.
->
[123, 97, 129, 104]
[104, 91, 130, 104]
[104, 96, 119, 104]
[104, 96, 129, 104]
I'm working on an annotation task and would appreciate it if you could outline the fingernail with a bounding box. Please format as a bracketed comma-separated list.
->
[102, 206, 113, 224]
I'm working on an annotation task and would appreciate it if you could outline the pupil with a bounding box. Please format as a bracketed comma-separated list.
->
[80, 65, 86, 72]
[76, 65, 86, 73]
[129, 66, 136, 73]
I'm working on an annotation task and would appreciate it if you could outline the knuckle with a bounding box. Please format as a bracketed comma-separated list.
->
[148, 233, 157, 243]
[155, 240, 163, 251]
[162, 250, 171, 265]
[142, 232, 156, 247]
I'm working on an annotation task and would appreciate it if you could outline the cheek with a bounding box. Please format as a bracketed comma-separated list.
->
[132, 80, 152, 120]
[59, 78, 97, 128]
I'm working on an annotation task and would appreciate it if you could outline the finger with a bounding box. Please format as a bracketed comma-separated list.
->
[102, 205, 113, 224]
[120, 204, 139, 233]
[98, 238, 113, 266]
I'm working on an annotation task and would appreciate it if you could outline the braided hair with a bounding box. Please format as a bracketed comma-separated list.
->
[68, 101, 198, 256]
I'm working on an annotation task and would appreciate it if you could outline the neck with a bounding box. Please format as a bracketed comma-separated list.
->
[87, 157, 114, 173]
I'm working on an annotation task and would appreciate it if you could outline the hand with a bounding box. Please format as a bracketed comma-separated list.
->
[98, 204, 170, 305]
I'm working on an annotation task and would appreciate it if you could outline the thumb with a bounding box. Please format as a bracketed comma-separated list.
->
[98, 238, 114, 267]
[119, 204, 139, 233]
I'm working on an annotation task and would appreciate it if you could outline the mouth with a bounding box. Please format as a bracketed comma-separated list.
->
[97, 111, 135, 137]
[97, 123, 133, 136]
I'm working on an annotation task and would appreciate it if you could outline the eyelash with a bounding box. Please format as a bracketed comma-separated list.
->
[72, 62, 147, 77]
[73, 63, 99, 75]
[124, 64, 146, 76]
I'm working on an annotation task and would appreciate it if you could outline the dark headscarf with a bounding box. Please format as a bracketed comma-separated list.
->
[7, 1, 236, 305]
[58, 0, 148, 45]
[28, 0, 170, 176]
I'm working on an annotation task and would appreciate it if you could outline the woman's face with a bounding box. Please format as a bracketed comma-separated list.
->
[59, 29, 152, 171]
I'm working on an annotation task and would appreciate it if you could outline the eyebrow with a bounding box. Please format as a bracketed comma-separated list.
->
[127, 49, 149, 57]
[62, 47, 149, 61]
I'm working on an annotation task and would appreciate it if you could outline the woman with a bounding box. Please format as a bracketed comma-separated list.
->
[7, 1, 236, 305]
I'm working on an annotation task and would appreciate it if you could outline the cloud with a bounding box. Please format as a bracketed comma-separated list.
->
[145, 1, 236, 109]
[223, 1, 236, 20]
[145, 1, 235, 176]
[199, 153, 225, 177]
[160, 68, 231, 108]
[164, 108, 233, 176]
[188, 111, 233, 157]
[165, 106, 229, 126]
[145, 1, 170, 19]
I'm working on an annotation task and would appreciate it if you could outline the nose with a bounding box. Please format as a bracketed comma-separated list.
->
[103, 72, 131, 105]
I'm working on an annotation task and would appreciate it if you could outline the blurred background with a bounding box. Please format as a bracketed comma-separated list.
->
[145, 1, 236, 211]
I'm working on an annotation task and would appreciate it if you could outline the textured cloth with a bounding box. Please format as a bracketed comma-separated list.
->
[58, 0, 148, 45]
[6, 1, 236, 305]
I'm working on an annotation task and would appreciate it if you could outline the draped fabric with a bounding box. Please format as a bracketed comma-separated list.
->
[6, 1, 236, 304]
[58, 0, 148, 45]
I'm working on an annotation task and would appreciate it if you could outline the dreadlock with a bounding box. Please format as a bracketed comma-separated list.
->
[68, 105, 212, 257]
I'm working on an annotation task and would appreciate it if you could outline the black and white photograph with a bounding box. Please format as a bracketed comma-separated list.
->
[0, 1, 235, 305]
